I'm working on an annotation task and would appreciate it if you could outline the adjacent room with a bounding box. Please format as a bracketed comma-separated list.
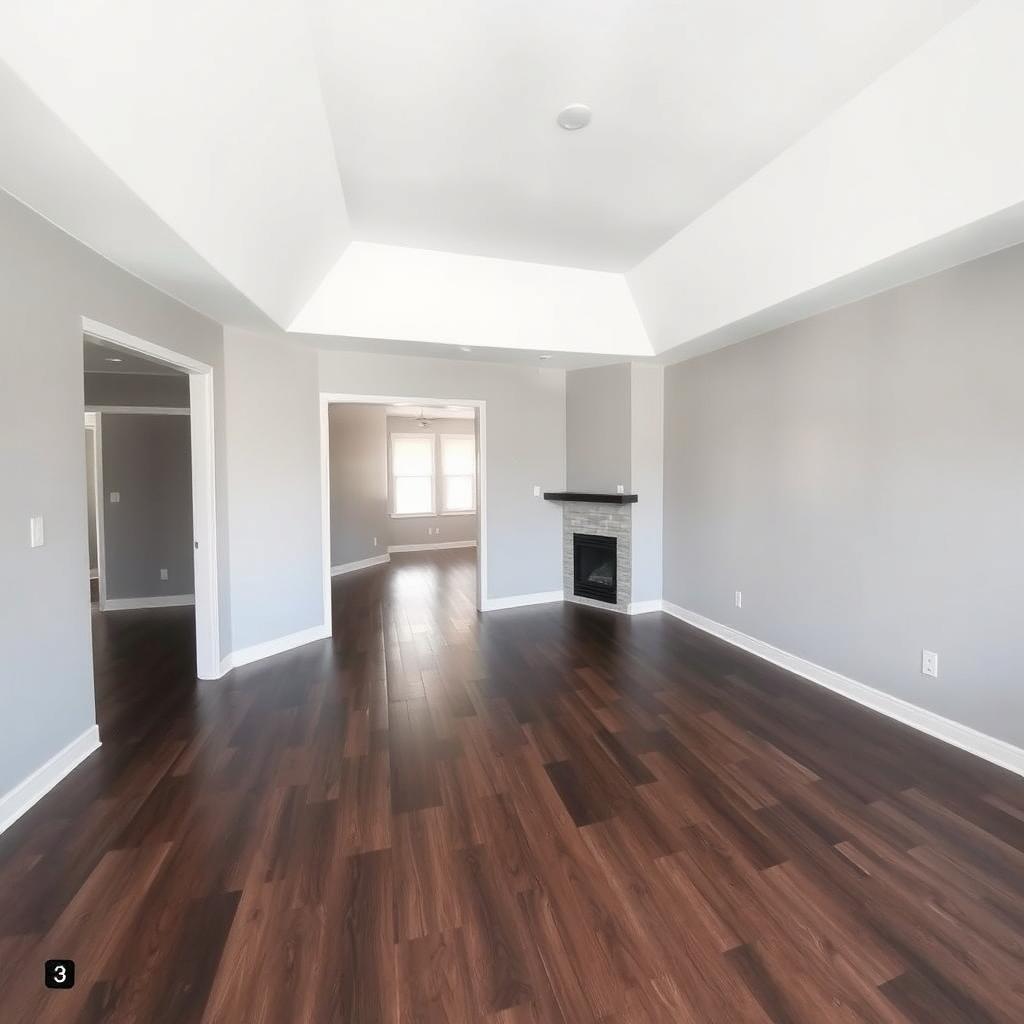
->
[81, 335, 201, 743]
[2, 2, 1024, 1022]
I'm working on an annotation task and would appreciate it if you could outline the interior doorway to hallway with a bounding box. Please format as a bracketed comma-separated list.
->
[82, 318, 221, 680]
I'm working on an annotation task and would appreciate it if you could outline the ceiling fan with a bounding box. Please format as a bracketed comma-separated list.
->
[414, 407, 435, 429]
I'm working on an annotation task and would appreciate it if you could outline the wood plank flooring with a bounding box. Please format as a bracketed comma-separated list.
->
[3, 548, 1024, 1022]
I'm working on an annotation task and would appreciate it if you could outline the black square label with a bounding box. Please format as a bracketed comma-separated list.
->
[44, 960, 75, 989]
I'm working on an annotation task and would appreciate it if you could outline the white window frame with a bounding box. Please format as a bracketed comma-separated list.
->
[439, 433, 477, 515]
[390, 432, 436, 518]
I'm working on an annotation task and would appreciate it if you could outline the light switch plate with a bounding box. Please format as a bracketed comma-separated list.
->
[110, 491, 120, 504]
[160, 568, 169, 581]
[29, 516, 44, 548]
[533, 485, 541, 497]
[616, 484, 625, 494]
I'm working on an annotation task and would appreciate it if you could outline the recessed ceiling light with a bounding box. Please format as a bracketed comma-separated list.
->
[459, 346, 472, 353]
[557, 104, 591, 131]
[105, 356, 123, 363]
[539, 354, 553, 360]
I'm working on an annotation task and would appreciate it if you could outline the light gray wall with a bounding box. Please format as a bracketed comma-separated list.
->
[101, 414, 194, 599]
[329, 404, 387, 567]
[629, 364, 664, 604]
[84, 371, 189, 408]
[85, 428, 98, 574]
[0, 185, 226, 800]
[663, 241, 1024, 747]
[224, 329, 324, 650]
[565, 363, 631, 492]
[318, 349, 565, 599]
[386, 416, 477, 548]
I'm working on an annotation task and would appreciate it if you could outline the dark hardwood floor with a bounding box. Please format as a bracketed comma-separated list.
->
[3, 548, 1024, 1022]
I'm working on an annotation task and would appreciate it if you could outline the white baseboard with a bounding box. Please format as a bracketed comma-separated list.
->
[482, 590, 564, 611]
[628, 599, 663, 615]
[660, 600, 1024, 778]
[220, 622, 332, 674]
[331, 553, 389, 576]
[0, 726, 101, 836]
[102, 594, 195, 611]
[388, 540, 477, 553]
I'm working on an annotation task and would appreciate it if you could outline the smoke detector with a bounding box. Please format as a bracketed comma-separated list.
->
[557, 104, 591, 131]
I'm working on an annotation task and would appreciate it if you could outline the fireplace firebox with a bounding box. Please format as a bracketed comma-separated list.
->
[573, 533, 617, 604]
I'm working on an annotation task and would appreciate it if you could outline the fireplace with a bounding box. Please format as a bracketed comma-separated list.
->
[573, 533, 617, 604]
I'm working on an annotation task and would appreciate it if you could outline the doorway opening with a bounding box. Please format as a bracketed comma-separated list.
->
[82, 318, 220, 680]
[320, 393, 488, 626]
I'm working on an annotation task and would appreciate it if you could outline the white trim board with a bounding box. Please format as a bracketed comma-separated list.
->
[331, 554, 390, 576]
[388, 540, 476, 553]
[83, 318, 221, 680]
[0, 726, 101, 836]
[627, 600, 663, 615]
[481, 590, 563, 611]
[660, 601, 1024, 779]
[84, 406, 189, 415]
[102, 594, 195, 610]
[220, 623, 332, 674]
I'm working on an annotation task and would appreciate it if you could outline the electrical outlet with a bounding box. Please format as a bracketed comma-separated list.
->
[109, 491, 120, 504]
[922, 650, 939, 678]
[616, 484, 625, 494]
[29, 516, 44, 548]
[160, 568, 169, 581]
[533, 485, 541, 497]
[735, 590, 742, 608]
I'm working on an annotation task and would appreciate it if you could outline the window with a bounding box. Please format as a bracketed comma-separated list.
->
[391, 433, 435, 516]
[441, 434, 476, 513]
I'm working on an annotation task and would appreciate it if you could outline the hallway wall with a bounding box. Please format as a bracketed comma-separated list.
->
[318, 347, 566, 601]
[328, 403, 388, 568]
[0, 186, 225, 804]
[101, 413, 194, 601]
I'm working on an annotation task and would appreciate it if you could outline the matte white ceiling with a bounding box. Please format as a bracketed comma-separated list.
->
[309, 0, 975, 271]
[4, 0, 1009, 364]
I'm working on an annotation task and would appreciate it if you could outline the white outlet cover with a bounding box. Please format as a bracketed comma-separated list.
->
[922, 650, 939, 677]
[533, 485, 541, 497]
[110, 491, 120, 503]
[735, 590, 742, 608]
[616, 484, 625, 494]
[160, 568, 169, 580]
[29, 515, 44, 548]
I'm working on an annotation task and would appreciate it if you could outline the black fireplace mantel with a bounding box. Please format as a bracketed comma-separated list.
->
[543, 492, 638, 504]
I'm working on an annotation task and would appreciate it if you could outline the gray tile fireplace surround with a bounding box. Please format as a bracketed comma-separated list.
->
[561, 501, 632, 613]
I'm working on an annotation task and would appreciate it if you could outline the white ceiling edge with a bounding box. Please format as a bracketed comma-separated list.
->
[0, 61, 276, 331]
[630, 0, 1024, 361]
[289, 241, 653, 357]
[0, 0, 351, 329]
[652, 199, 1024, 366]
[289, 331, 641, 371]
